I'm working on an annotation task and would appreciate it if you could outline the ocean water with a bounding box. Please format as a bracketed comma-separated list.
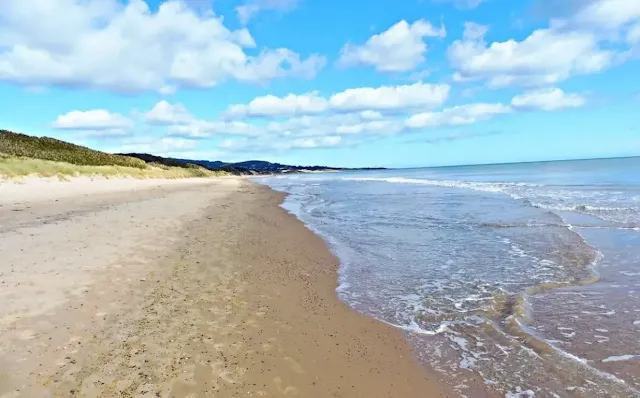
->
[257, 157, 640, 397]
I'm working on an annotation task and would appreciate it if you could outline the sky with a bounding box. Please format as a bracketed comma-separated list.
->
[0, 0, 639, 168]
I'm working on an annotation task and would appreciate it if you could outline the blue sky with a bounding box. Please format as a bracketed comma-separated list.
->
[1, 0, 639, 168]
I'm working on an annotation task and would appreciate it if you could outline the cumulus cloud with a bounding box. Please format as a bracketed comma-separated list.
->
[628, 22, 640, 45]
[264, 112, 403, 138]
[405, 103, 512, 129]
[128, 82, 587, 155]
[279, 136, 343, 150]
[448, 23, 612, 88]
[448, 0, 640, 88]
[338, 20, 446, 72]
[213, 135, 344, 153]
[223, 92, 329, 119]
[511, 88, 586, 111]
[106, 136, 199, 156]
[566, 0, 640, 31]
[328, 82, 450, 112]
[143, 101, 194, 125]
[52, 110, 134, 130]
[0, 0, 325, 93]
[236, 0, 299, 25]
[223, 82, 450, 119]
[167, 120, 262, 138]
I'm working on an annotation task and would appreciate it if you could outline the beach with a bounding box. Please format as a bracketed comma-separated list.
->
[0, 177, 450, 397]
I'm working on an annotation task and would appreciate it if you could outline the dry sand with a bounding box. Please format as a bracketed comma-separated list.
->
[0, 177, 451, 397]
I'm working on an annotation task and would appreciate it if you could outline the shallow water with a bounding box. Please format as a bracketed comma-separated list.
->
[258, 157, 640, 397]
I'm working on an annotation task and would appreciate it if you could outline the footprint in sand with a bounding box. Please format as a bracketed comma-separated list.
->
[255, 309, 268, 317]
[17, 329, 36, 340]
[274, 377, 299, 396]
[283, 357, 304, 374]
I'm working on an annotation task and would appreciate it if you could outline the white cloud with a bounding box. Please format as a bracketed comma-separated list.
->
[236, 0, 298, 25]
[328, 82, 450, 112]
[405, 103, 512, 129]
[335, 120, 402, 135]
[449, 23, 613, 88]
[214, 134, 346, 153]
[338, 20, 446, 72]
[167, 120, 262, 138]
[222, 82, 450, 119]
[78, 129, 133, 138]
[628, 23, 640, 44]
[143, 101, 194, 125]
[107, 136, 198, 155]
[281, 136, 344, 150]
[134, 87, 585, 155]
[448, 0, 640, 89]
[567, 0, 640, 30]
[265, 112, 400, 137]
[52, 110, 134, 130]
[511, 88, 586, 111]
[0, 0, 324, 93]
[137, 101, 262, 138]
[223, 92, 329, 119]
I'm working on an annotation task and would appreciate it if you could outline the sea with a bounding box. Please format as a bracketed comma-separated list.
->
[256, 157, 640, 397]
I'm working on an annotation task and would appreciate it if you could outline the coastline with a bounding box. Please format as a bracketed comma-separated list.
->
[0, 177, 451, 397]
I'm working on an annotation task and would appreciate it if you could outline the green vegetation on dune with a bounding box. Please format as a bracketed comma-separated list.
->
[0, 156, 225, 179]
[0, 130, 146, 168]
[0, 129, 228, 179]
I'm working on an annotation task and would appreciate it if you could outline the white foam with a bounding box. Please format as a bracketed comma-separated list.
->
[505, 386, 536, 397]
[381, 319, 449, 336]
[460, 354, 477, 369]
[340, 176, 539, 195]
[602, 355, 638, 363]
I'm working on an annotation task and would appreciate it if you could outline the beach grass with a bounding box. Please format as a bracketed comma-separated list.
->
[0, 155, 228, 179]
[0, 129, 229, 179]
[0, 130, 146, 168]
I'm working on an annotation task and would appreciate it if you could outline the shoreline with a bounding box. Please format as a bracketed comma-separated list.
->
[0, 177, 452, 397]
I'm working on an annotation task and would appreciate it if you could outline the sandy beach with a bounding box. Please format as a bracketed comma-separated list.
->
[0, 177, 451, 397]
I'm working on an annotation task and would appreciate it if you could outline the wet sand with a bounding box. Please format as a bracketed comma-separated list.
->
[0, 178, 451, 397]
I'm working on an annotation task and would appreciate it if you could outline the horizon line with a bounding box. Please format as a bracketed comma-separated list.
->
[386, 154, 640, 171]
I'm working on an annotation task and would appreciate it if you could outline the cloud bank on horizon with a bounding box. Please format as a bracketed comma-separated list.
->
[1, 0, 639, 167]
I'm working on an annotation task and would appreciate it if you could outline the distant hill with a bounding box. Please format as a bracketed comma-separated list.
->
[0, 128, 385, 177]
[122, 154, 384, 175]
[122, 154, 258, 175]
[176, 159, 227, 169]
[231, 160, 343, 173]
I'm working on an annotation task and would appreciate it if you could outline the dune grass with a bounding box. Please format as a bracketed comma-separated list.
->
[0, 129, 230, 180]
[0, 155, 229, 180]
[0, 130, 146, 168]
